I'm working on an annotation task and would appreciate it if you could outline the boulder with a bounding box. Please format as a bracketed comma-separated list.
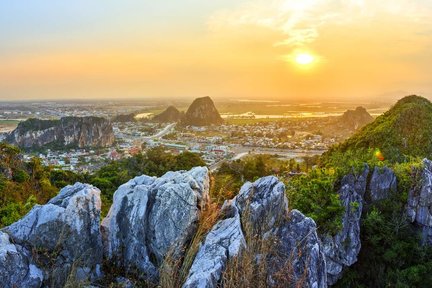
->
[369, 166, 397, 202]
[0, 231, 43, 288]
[3, 183, 103, 287]
[183, 201, 246, 288]
[267, 210, 327, 288]
[322, 165, 368, 285]
[407, 158, 432, 245]
[101, 167, 210, 282]
[184, 176, 327, 288]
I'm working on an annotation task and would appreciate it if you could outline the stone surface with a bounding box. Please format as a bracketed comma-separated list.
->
[267, 210, 327, 288]
[102, 167, 210, 282]
[407, 158, 432, 245]
[6, 116, 115, 150]
[184, 176, 327, 288]
[183, 201, 246, 288]
[0, 231, 43, 288]
[369, 166, 397, 202]
[3, 183, 103, 287]
[322, 165, 369, 285]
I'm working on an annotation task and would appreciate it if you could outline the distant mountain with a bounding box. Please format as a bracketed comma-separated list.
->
[112, 113, 136, 122]
[6, 116, 115, 150]
[182, 96, 223, 126]
[325, 95, 432, 162]
[339, 106, 373, 130]
[153, 106, 183, 123]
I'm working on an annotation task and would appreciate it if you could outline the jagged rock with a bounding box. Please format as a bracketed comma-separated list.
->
[101, 167, 210, 282]
[182, 96, 223, 126]
[183, 202, 246, 288]
[3, 183, 103, 287]
[267, 210, 327, 288]
[184, 176, 327, 288]
[369, 166, 397, 202]
[234, 176, 288, 234]
[339, 106, 373, 130]
[407, 158, 432, 245]
[322, 165, 369, 285]
[6, 116, 115, 150]
[0, 231, 43, 288]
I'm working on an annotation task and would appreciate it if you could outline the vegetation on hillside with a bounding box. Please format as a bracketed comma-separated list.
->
[323, 95, 432, 164]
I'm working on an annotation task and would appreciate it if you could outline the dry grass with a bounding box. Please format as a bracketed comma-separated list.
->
[159, 200, 220, 288]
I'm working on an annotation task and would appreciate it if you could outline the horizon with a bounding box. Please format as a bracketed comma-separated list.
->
[1, 1, 432, 101]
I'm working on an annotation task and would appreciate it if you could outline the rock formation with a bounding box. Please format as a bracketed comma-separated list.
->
[1, 183, 103, 287]
[153, 106, 184, 123]
[368, 166, 397, 202]
[184, 176, 327, 288]
[183, 96, 223, 126]
[101, 167, 210, 283]
[6, 116, 115, 150]
[322, 165, 368, 285]
[407, 158, 432, 245]
[339, 106, 373, 130]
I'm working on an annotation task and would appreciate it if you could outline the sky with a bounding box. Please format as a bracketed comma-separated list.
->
[0, 0, 431, 102]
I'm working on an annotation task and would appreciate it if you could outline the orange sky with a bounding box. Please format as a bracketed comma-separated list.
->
[0, 0, 431, 101]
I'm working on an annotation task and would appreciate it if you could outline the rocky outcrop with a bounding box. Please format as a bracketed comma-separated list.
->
[1, 183, 103, 287]
[339, 107, 373, 130]
[183, 96, 223, 126]
[184, 176, 327, 288]
[183, 201, 246, 288]
[0, 231, 43, 288]
[407, 158, 432, 245]
[322, 165, 369, 285]
[101, 167, 210, 283]
[6, 116, 115, 150]
[153, 106, 184, 123]
[368, 166, 397, 202]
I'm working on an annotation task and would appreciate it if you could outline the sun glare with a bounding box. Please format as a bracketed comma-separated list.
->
[295, 53, 315, 65]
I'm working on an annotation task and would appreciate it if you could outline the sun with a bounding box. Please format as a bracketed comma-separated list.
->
[295, 53, 315, 65]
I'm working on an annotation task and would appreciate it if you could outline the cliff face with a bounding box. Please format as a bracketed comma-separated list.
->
[183, 96, 223, 126]
[339, 107, 373, 130]
[6, 117, 115, 150]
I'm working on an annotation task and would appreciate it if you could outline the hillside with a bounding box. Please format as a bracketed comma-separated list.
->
[324, 95, 432, 163]
[182, 96, 223, 126]
[153, 105, 183, 123]
[6, 116, 115, 151]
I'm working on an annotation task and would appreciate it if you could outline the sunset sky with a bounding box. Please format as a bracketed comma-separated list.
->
[1, 0, 431, 101]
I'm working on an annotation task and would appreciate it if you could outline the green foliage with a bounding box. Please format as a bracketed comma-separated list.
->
[323, 95, 432, 165]
[285, 168, 344, 234]
[0, 143, 81, 227]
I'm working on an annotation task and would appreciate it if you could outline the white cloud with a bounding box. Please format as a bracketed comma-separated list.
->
[208, 0, 431, 48]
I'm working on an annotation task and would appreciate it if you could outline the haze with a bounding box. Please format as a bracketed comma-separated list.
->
[1, 0, 431, 101]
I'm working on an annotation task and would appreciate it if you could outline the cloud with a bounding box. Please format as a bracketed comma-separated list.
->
[208, 0, 431, 48]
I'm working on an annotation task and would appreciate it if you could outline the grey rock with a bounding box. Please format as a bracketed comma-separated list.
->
[369, 166, 397, 202]
[184, 176, 327, 288]
[102, 167, 210, 282]
[0, 231, 43, 288]
[183, 201, 246, 288]
[4, 183, 103, 287]
[407, 158, 432, 245]
[234, 176, 288, 234]
[267, 210, 327, 288]
[323, 165, 368, 285]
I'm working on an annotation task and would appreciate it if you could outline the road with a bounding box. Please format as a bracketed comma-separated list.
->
[144, 123, 176, 140]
